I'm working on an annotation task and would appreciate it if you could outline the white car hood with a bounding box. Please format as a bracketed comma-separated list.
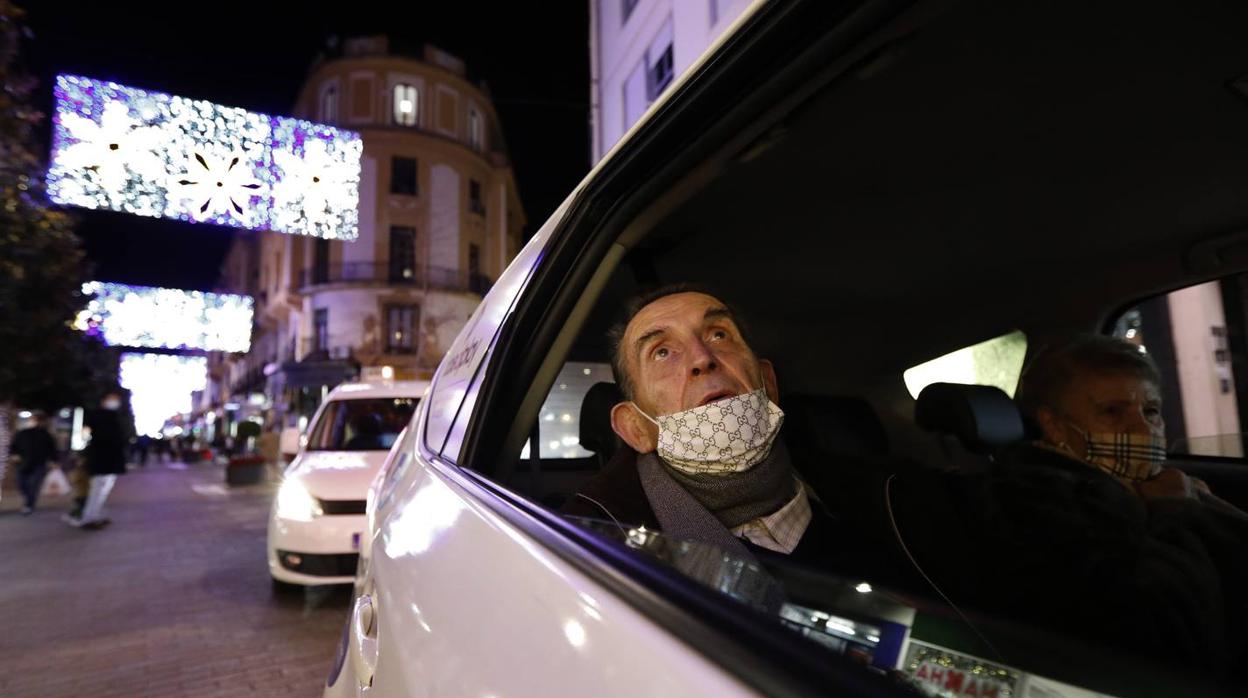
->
[288, 450, 388, 501]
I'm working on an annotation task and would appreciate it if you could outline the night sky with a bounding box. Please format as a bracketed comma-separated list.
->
[23, 1, 591, 291]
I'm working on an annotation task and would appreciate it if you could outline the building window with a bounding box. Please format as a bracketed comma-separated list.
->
[321, 85, 338, 123]
[468, 107, 485, 151]
[469, 179, 486, 215]
[393, 83, 418, 126]
[622, 0, 639, 23]
[389, 226, 417, 283]
[645, 24, 675, 101]
[391, 156, 417, 195]
[468, 242, 488, 294]
[623, 19, 675, 132]
[386, 305, 418, 354]
[312, 238, 330, 285]
[314, 308, 329, 353]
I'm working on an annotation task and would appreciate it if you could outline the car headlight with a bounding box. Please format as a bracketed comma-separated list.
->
[276, 479, 322, 521]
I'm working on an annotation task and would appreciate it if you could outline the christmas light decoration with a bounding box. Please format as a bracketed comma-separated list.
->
[75, 281, 254, 352]
[48, 74, 362, 240]
[119, 353, 207, 437]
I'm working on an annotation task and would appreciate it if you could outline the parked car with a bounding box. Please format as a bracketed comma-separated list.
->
[329, 0, 1248, 695]
[268, 380, 425, 590]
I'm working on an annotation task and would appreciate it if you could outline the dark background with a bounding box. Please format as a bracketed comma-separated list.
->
[22, 1, 591, 290]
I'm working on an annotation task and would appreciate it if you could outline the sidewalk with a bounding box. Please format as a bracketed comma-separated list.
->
[0, 459, 350, 697]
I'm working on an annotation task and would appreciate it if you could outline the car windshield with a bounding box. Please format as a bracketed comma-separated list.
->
[305, 397, 418, 452]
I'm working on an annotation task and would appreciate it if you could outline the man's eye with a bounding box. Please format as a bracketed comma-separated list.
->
[653, 347, 669, 360]
[709, 330, 727, 341]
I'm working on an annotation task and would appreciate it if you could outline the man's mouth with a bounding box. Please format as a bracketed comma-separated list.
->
[697, 390, 736, 407]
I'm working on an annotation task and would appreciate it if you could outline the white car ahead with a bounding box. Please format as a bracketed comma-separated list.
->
[267, 380, 426, 589]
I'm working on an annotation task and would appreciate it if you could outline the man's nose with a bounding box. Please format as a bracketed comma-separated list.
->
[688, 340, 718, 377]
[1126, 407, 1158, 434]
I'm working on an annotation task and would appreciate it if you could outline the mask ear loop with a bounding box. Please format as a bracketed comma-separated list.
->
[631, 402, 660, 427]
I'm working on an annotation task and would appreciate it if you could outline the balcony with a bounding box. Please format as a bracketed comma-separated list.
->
[299, 262, 493, 295]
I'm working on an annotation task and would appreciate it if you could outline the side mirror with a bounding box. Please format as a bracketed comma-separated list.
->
[280, 427, 302, 456]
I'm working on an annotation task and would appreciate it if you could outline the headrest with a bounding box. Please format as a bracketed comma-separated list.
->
[782, 394, 889, 458]
[915, 383, 1025, 453]
[579, 382, 623, 455]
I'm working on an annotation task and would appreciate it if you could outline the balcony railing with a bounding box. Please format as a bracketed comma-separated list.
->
[299, 262, 492, 295]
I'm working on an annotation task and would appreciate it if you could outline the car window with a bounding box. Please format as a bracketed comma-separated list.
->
[305, 397, 418, 451]
[902, 330, 1028, 400]
[519, 362, 613, 459]
[1114, 280, 1248, 459]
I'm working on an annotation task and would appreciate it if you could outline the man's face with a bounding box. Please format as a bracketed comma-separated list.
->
[1040, 369, 1164, 458]
[620, 292, 776, 420]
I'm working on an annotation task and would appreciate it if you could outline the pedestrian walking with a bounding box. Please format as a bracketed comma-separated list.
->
[9, 411, 57, 515]
[68, 391, 129, 529]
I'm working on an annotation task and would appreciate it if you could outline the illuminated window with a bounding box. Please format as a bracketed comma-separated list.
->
[903, 330, 1027, 399]
[393, 83, 418, 126]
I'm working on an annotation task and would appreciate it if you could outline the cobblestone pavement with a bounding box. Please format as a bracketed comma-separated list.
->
[0, 459, 350, 697]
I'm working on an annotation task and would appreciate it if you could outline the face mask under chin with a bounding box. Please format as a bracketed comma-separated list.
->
[633, 389, 785, 475]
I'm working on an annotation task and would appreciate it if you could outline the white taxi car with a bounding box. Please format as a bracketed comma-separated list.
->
[328, 0, 1248, 696]
[267, 380, 424, 589]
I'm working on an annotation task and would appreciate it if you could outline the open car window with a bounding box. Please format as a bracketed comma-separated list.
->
[1114, 279, 1248, 461]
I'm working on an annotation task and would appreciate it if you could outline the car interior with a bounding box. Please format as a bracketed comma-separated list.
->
[457, 0, 1248, 694]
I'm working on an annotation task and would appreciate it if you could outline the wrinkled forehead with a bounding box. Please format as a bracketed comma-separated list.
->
[1064, 367, 1161, 403]
[625, 292, 729, 342]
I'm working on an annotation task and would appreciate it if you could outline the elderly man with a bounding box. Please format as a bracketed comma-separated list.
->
[564, 285, 861, 567]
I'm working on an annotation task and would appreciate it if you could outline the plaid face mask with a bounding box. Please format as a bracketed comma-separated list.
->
[1072, 424, 1167, 481]
[633, 389, 785, 475]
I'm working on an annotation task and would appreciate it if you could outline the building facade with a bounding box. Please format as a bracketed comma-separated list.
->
[207, 37, 525, 434]
[590, 0, 752, 163]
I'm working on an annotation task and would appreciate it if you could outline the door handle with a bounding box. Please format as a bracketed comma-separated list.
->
[350, 594, 379, 686]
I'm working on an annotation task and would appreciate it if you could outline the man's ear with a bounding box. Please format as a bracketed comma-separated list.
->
[1034, 407, 1067, 448]
[611, 402, 657, 453]
[759, 359, 779, 404]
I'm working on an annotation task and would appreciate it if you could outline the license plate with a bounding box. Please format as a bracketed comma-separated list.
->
[351, 532, 361, 551]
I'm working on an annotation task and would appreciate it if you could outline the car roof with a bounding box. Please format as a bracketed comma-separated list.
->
[326, 380, 430, 401]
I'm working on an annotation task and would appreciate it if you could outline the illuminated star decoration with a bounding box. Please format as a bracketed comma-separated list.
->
[54, 100, 164, 194]
[48, 75, 362, 239]
[173, 150, 264, 219]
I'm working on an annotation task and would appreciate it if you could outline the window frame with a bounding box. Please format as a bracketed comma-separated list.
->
[392, 83, 419, 127]
[390, 156, 418, 196]
[411, 2, 981, 695]
[385, 304, 418, 355]
[388, 225, 417, 283]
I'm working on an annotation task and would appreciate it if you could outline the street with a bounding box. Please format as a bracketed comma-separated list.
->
[0, 460, 349, 697]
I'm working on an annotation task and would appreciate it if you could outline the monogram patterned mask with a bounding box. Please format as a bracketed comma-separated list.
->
[633, 389, 785, 474]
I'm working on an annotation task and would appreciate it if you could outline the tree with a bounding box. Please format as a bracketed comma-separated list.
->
[0, 1, 120, 471]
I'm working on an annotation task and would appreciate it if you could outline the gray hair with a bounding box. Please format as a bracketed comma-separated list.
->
[1016, 334, 1162, 419]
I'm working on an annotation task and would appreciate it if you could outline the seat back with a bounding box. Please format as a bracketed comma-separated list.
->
[914, 382, 1026, 456]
